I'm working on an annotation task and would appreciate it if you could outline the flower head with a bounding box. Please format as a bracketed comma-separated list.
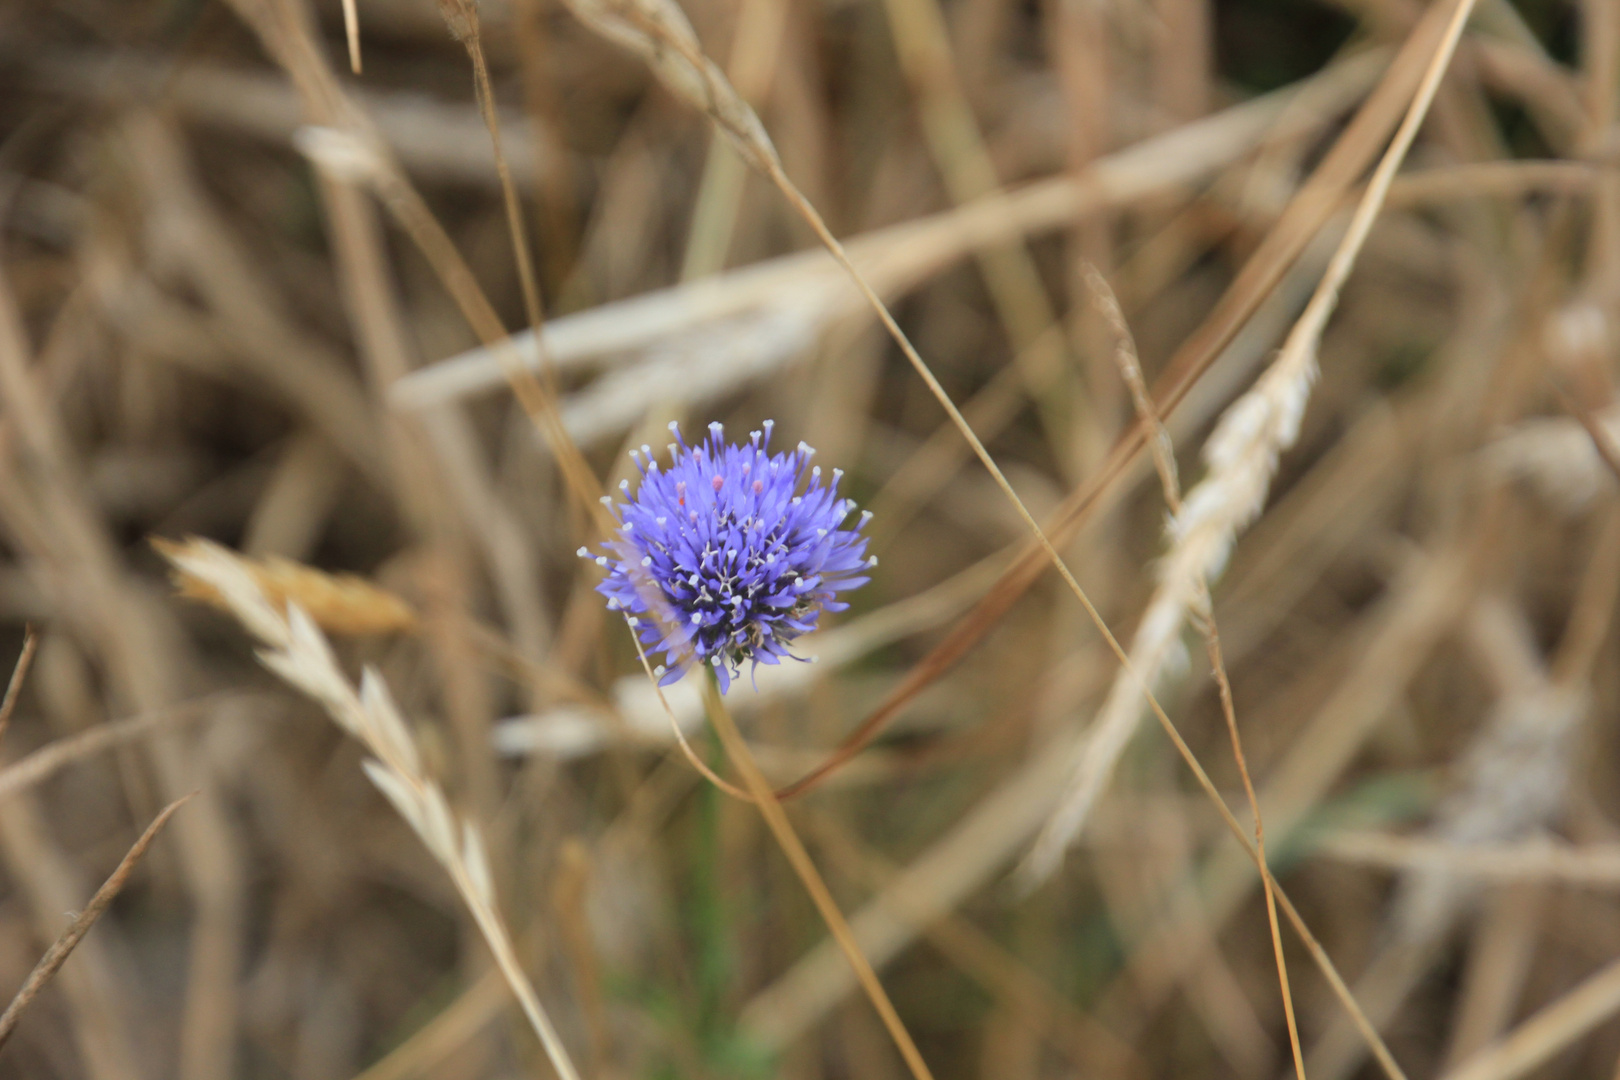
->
[582, 421, 874, 692]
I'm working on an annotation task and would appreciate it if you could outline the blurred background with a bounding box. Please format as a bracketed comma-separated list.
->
[0, 0, 1618, 1077]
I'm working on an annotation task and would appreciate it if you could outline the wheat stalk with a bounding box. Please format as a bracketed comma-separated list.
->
[158, 538, 583, 1080]
[1023, 0, 1482, 884]
[1077, 262, 1306, 1080]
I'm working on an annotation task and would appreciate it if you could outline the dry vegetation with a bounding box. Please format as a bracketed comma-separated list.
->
[0, 0, 1619, 1077]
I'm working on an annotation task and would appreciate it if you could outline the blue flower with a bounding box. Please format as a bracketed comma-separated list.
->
[581, 421, 875, 692]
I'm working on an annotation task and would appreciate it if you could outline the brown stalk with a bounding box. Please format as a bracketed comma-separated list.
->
[679, 0, 788, 281]
[348, 158, 610, 531]
[1317, 833, 1620, 886]
[444, 1, 549, 366]
[1129, 649, 1414, 1080]
[1122, 0, 1480, 1064]
[0, 794, 194, 1051]
[0, 629, 38, 751]
[443, 0, 638, 589]
[878, 0, 1078, 465]
[242, 0, 607, 531]
[222, 0, 563, 686]
[551, 841, 615, 1074]
[701, 676, 937, 1080]
[1206, 622, 1306, 1080]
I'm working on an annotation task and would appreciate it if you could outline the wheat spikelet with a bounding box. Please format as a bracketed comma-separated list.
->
[1022, 0, 1481, 884]
[1021, 325, 1320, 884]
[154, 535, 417, 635]
[155, 537, 582, 1080]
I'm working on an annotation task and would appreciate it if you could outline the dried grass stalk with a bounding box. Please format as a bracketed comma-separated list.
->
[0, 794, 193, 1051]
[156, 538, 583, 1080]
[700, 677, 936, 1080]
[0, 631, 38, 750]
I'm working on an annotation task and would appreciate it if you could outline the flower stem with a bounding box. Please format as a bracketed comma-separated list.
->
[700, 673, 935, 1080]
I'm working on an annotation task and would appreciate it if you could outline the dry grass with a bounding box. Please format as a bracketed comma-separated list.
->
[2, 0, 1620, 1078]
